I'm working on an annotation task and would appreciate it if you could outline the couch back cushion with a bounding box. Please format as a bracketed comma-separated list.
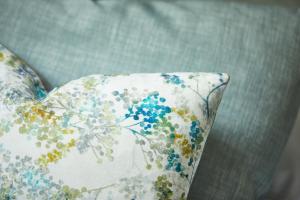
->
[0, 1, 299, 199]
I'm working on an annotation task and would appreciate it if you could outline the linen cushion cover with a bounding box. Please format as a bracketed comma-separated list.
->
[0, 1, 299, 199]
[0, 45, 229, 199]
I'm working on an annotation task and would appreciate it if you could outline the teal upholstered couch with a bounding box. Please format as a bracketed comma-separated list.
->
[0, 0, 299, 199]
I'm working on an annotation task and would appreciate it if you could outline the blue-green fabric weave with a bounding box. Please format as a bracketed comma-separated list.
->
[0, 1, 299, 199]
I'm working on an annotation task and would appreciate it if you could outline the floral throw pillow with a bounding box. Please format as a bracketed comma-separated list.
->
[0, 44, 229, 200]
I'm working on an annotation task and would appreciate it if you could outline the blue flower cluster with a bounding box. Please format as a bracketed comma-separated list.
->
[34, 82, 47, 100]
[161, 73, 185, 87]
[166, 149, 183, 173]
[189, 120, 202, 149]
[16, 66, 27, 76]
[125, 92, 171, 134]
[13, 62, 47, 100]
[188, 157, 194, 166]
[6, 89, 22, 102]
[21, 169, 52, 192]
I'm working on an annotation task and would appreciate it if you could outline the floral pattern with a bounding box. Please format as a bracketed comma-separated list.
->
[0, 44, 229, 199]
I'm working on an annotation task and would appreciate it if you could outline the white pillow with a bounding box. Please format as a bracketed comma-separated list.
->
[0, 44, 229, 200]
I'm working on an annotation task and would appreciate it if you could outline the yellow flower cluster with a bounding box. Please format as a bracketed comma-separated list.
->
[172, 108, 197, 122]
[15, 102, 77, 166]
[0, 52, 4, 61]
[83, 77, 97, 90]
[172, 108, 197, 158]
[16, 103, 60, 126]
[38, 139, 76, 166]
[179, 137, 193, 158]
